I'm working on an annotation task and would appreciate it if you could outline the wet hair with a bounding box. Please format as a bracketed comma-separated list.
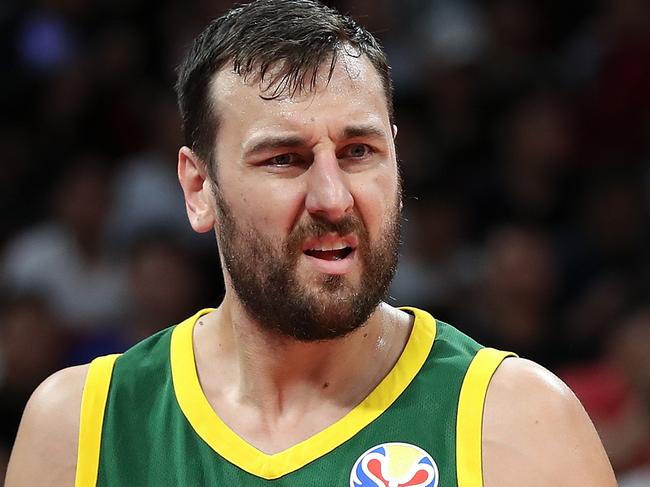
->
[175, 0, 393, 180]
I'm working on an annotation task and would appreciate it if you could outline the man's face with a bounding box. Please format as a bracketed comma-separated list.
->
[208, 53, 401, 341]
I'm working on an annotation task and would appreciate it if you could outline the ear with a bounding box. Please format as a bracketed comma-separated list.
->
[178, 146, 215, 233]
[392, 124, 398, 139]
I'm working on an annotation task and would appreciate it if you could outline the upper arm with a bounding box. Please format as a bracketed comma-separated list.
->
[5, 364, 89, 487]
[482, 358, 617, 487]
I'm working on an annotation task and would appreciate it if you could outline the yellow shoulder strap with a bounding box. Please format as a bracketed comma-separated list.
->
[456, 348, 516, 487]
[75, 354, 120, 487]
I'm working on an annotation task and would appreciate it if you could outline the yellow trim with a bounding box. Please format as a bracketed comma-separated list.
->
[75, 354, 120, 487]
[456, 348, 516, 487]
[170, 307, 435, 479]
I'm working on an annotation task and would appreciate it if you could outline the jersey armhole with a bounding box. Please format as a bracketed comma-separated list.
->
[456, 348, 516, 487]
[75, 354, 120, 487]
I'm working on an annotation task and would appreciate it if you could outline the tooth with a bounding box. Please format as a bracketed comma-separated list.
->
[308, 241, 348, 252]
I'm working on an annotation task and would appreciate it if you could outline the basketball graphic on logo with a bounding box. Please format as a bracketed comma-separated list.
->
[350, 442, 439, 487]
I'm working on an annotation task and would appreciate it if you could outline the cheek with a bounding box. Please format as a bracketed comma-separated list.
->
[230, 179, 306, 235]
[352, 172, 399, 233]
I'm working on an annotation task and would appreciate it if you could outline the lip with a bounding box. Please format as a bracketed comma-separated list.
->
[301, 232, 359, 253]
[302, 248, 357, 275]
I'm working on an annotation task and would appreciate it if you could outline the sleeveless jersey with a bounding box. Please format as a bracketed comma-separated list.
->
[75, 307, 514, 487]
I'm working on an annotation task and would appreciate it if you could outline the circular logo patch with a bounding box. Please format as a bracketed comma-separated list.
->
[350, 442, 439, 487]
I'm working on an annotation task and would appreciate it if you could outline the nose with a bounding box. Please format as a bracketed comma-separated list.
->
[305, 152, 354, 222]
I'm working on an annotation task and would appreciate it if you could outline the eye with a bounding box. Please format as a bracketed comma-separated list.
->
[267, 153, 301, 167]
[340, 143, 373, 159]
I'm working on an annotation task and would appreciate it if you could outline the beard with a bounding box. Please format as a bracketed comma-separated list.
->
[214, 187, 401, 342]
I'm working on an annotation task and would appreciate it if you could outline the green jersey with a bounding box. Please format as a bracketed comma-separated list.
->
[75, 307, 514, 487]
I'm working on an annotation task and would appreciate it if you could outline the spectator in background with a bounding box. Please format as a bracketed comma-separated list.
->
[0, 294, 66, 482]
[107, 92, 208, 251]
[390, 190, 479, 317]
[458, 225, 559, 366]
[126, 236, 204, 337]
[472, 90, 575, 237]
[0, 124, 39, 246]
[561, 307, 650, 485]
[557, 170, 649, 362]
[0, 0, 646, 481]
[577, 0, 650, 166]
[1, 156, 127, 332]
[67, 235, 206, 365]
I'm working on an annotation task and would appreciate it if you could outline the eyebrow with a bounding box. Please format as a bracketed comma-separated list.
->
[341, 124, 387, 140]
[241, 124, 388, 159]
[242, 135, 307, 159]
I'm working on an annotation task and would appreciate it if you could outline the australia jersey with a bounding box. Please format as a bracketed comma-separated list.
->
[75, 307, 515, 487]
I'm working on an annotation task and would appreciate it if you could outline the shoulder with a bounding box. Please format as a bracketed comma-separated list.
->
[5, 364, 89, 487]
[482, 357, 618, 487]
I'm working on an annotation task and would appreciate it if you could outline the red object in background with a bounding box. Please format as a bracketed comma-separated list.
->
[561, 363, 650, 473]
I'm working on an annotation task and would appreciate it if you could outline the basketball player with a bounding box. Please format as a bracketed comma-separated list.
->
[6, 1, 617, 486]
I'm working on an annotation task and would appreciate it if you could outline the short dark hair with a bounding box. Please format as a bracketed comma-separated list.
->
[175, 0, 393, 180]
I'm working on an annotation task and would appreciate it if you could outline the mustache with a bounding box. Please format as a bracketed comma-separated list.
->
[287, 214, 367, 250]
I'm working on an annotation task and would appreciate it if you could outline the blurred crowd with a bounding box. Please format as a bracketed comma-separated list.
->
[0, 0, 648, 483]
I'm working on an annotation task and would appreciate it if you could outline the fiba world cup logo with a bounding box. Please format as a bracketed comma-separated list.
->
[350, 442, 439, 487]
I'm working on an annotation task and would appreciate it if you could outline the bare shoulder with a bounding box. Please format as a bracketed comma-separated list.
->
[5, 364, 89, 487]
[482, 357, 618, 487]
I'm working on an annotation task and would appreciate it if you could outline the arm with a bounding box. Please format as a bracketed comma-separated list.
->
[4, 365, 89, 487]
[482, 358, 617, 487]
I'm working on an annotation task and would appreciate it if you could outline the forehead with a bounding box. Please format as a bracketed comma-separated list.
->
[208, 53, 390, 142]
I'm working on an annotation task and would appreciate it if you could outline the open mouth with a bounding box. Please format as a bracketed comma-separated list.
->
[304, 246, 354, 261]
[302, 233, 358, 261]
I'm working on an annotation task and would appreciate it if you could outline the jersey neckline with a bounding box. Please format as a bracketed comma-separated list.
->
[169, 306, 436, 480]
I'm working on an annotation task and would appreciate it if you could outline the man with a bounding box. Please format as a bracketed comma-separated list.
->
[6, 1, 617, 486]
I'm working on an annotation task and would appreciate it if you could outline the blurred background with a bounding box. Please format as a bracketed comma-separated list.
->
[0, 0, 648, 483]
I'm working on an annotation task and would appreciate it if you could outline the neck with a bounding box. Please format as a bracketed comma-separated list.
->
[193, 292, 413, 418]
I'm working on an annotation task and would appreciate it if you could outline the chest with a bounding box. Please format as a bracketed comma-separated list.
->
[96, 366, 463, 487]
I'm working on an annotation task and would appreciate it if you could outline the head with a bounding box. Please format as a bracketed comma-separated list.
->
[176, 0, 394, 180]
[176, 0, 401, 341]
[0, 294, 64, 389]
